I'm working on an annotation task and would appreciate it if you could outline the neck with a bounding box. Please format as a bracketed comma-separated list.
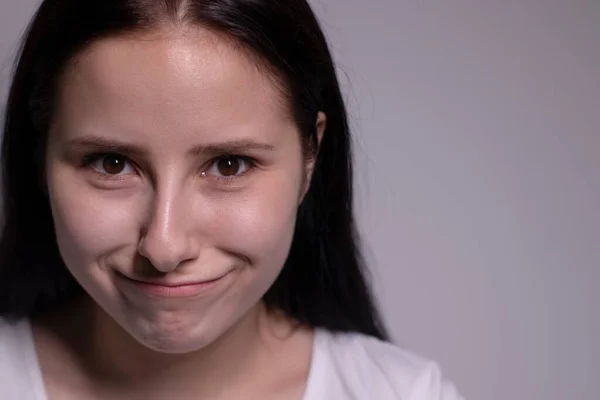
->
[39, 297, 311, 399]
[91, 300, 268, 397]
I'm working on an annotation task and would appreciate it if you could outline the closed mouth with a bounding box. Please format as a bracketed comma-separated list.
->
[115, 271, 229, 298]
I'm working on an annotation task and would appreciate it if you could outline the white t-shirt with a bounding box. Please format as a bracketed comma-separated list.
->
[0, 318, 464, 399]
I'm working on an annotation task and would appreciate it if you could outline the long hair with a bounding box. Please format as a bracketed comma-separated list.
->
[0, 0, 388, 340]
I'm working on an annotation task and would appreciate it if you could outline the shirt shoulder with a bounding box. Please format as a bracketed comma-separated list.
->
[305, 329, 464, 400]
[0, 318, 46, 400]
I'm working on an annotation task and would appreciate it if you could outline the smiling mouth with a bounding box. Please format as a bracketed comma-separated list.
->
[115, 272, 228, 298]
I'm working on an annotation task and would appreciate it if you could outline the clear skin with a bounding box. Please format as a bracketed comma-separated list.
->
[37, 25, 326, 400]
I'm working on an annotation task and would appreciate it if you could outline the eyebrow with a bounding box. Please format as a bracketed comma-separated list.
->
[64, 135, 276, 156]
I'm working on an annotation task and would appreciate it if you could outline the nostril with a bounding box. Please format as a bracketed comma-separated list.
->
[137, 233, 197, 273]
[137, 193, 198, 273]
[131, 254, 167, 278]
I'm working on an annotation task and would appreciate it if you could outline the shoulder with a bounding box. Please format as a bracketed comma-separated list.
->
[0, 318, 46, 399]
[309, 329, 464, 400]
[0, 317, 29, 361]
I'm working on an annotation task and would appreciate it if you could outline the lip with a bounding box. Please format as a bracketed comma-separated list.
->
[115, 272, 228, 298]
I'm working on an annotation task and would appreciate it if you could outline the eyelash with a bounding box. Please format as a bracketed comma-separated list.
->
[206, 155, 256, 184]
[80, 152, 257, 183]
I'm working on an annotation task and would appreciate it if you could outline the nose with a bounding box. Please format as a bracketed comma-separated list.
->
[137, 190, 198, 273]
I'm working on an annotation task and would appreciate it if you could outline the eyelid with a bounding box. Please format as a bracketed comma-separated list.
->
[203, 155, 257, 181]
[80, 152, 257, 183]
[81, 152, 138, 177]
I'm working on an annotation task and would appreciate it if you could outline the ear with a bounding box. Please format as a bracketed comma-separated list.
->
[299, 111, 326, 204]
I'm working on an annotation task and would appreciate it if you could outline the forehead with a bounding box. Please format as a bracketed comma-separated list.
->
[53, 26, 293, 143]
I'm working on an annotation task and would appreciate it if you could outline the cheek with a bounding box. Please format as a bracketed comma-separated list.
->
[47, 170, 142, 268]
[211, 174, 302, 270]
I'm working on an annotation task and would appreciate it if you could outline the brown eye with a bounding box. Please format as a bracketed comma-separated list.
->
[102, 155, 126, 174]
[89, 154, 135, 176]
[217, 157, 241, 176]
[206, 156, 251, 178]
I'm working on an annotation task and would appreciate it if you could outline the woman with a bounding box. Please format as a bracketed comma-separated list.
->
[0, 0, 463, 398]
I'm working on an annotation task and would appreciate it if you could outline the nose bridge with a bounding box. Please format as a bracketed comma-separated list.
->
[138, 181, 194, 272]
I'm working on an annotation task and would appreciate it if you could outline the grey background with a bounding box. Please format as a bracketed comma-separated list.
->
[1, 1, 599, 399]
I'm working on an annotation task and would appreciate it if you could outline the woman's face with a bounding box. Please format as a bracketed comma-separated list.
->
[45, 27, 318, 353]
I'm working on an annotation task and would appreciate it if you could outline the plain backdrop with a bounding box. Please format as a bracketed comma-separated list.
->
[1, 1, 599, 399]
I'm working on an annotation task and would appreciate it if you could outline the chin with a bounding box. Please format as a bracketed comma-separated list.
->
[126, 318, 223, 354]
[140, 333, 213, 355]
[117, 299, 258, 355]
